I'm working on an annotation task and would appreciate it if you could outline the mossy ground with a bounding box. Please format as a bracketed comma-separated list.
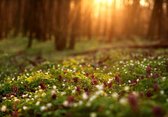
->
[0, 38, 168, 117]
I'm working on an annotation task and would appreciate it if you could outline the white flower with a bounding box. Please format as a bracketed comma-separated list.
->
[90, 112, 97, 117]
[42, 93, 46, 97]
[61, 92, 66, 96]
[112, 92, 119, 99]
[96, 85, 104, 90]
[53, 85, 57, 89]
[136, 79, 140, 82]
[63, 101, 69, 107]
[2, 97, 7, 100]
[162, 77, 166, 81]
[40, 106, 46, 111]
[160, 90, 164, 95]
[36, 101, 40, 106]
[86, 102, 91, 107]
[73, 103, 78, 107]
[119, 98, 128, 105]
[47, 103, 52, 108]
[51, 90, 56, 95]
[95, 90, 103, 96]
[89, 95, 97, 102]
[132, 91, 139, 97]
[23, 106, 28, 110]
[1, 105, 7, 112]
[14, 97, 20, 102]
[82, 93, 88, 100]
[124, 86, 130, 91]
[72, 89, 76, 94]
[78, 101, 83, 105]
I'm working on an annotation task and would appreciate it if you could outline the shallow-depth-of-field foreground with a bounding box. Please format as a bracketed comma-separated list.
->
[0, 39, 168, 117]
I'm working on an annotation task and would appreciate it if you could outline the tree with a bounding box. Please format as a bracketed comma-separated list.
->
[54, 0, 71, 51]
[69, 0, 81, 49]
[147, 0, 164, 40]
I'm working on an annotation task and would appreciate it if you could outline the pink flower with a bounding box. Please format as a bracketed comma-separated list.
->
[146, 90, 153, 98]
[67, 96, 75, 104]
[91, 79, 98, 85]
[128, 93, 139, 112]
[153, 83, 160, 92]
[115, 75, 121, 84]
[152, 106, 164, 117]
[73, 77, 79, 83]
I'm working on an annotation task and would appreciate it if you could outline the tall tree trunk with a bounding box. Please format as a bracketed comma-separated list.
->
[55, 0, 70, 51]
[147, 0, 164, 39]
[108, 0, 116, 42]
[69, 0, 81, 49]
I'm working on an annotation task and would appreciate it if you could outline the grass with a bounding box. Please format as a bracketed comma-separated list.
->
[0, 37, 168, 117]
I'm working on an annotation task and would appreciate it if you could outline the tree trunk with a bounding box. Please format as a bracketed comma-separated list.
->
[69, 0, 81, 50]
[55, 0, 70, 51]
[147, 0, 164, 39]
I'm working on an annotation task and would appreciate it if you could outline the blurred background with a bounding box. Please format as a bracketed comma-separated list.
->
[0, 0, 168, 51]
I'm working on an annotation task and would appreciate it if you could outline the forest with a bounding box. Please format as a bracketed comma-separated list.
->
[0, 0, 168, 117]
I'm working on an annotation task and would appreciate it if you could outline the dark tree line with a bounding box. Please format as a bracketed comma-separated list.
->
[0, 0, 82, 50]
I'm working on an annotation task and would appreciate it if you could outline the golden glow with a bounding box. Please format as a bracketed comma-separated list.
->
[94, 0, 113, 5]
[140, 0, 149, 7]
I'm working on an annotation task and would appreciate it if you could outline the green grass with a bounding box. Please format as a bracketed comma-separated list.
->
[0, 38, 168, 117]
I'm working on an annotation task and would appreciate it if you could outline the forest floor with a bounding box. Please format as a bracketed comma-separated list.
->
[0, 37, 168, 117]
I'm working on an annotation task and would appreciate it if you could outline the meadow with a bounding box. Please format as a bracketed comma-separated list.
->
[0, 38, 168, 117]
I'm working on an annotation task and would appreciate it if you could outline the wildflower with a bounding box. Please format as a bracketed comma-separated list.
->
[47, 103, 52, 108]
[14, 97, 20, 102]
[82, 93, 88, 100]
[146, 65, 152, 77]
[40, 106, 46, 111]
[53, 85, 57, 89]
[61, 92, 66, 96]
[162, 77, 166, 81]
[91, 78, 98, 85]
[153, 83, 159, 92]
[86, 102, 91, 107]
[73, 77, 79, 83]
[23, 106, 28, 110]
[1, 105, 7, 112]
[36, 101, 40, 106]
[51, 90, 57, 99]
[152, 106, 164, 117]
[112, 92, 119, 99]
[124, 86, 130, 92]
[115, 75, 121, 84]
[78, 101, 83, 105]
[76, 86, 81, 93]
[128, 93, 139, 112]
[160, 90, 164, 95]
[72, 89, 76, 94]
[2, 97, 7, 100]
[119, 98, 128, 105]
[90, 112, 97, 117]
[63, 100, 69, 107]
[39, 82, 47, 90]
[12, 111, 18, 117]
[153, 73, 159, 79]
[96, 84, 104, 90]
[67, 96, 75, 104]
[146, 90, 153, 98]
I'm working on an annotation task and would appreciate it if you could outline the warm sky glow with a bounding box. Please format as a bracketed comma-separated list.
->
[95, 0, 113, 5]
[140, 0, 149, 7]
